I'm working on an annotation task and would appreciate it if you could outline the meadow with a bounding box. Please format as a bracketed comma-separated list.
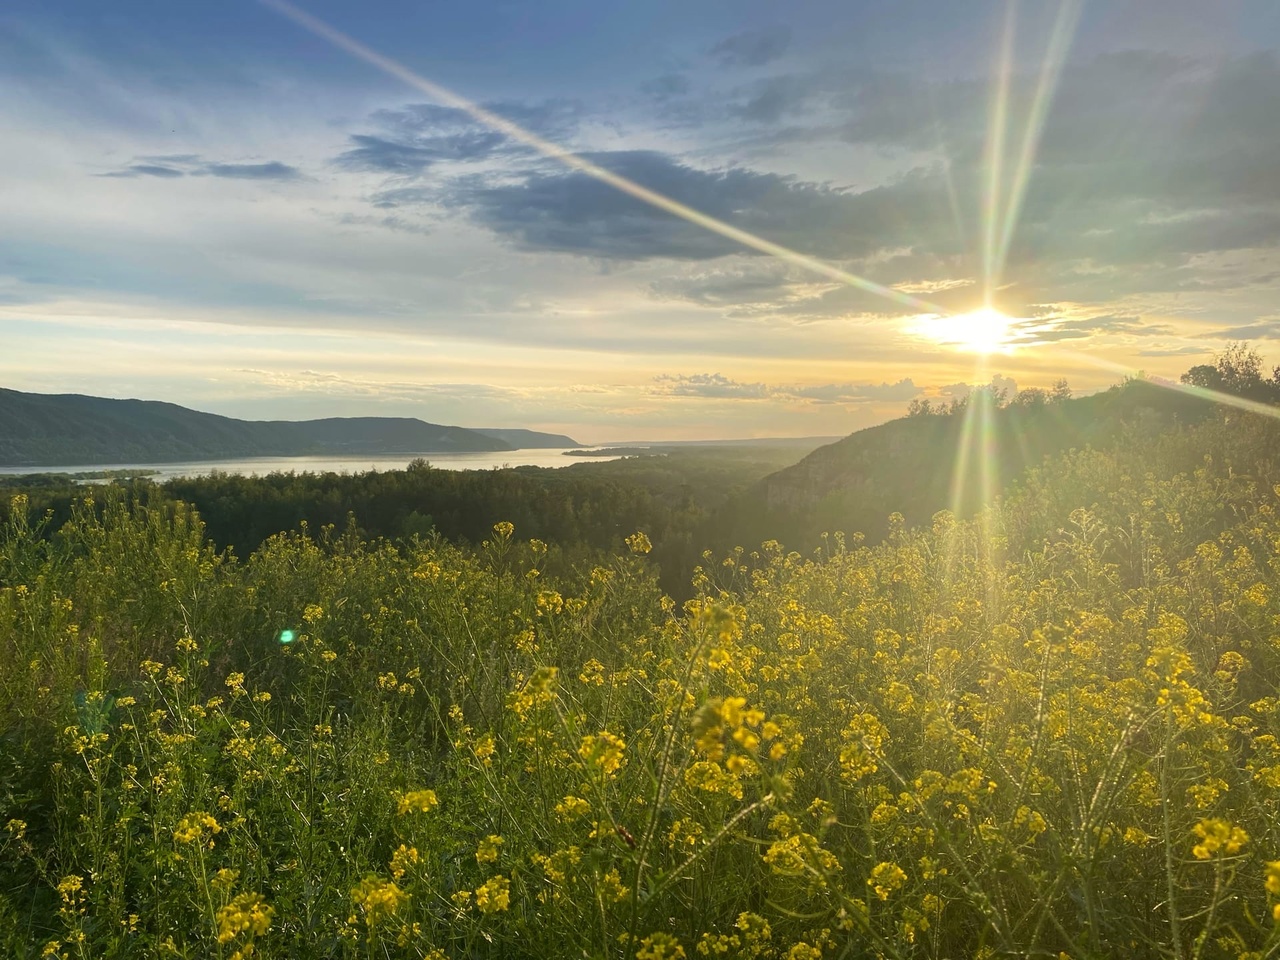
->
[4, 407, 1280, 958]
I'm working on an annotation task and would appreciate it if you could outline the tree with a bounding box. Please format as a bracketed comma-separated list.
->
[1181, 343, 1280, 403]
[1011, 388, 1048, 409]
[1180, 363, 1222, 392]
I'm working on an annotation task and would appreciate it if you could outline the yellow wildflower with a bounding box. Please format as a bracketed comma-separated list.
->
[212, 869, 240, 891]
[868, 861, 908, 900]
[555, 796, 590, 821]
[476, 835, 504, 864]
[1192, 819, 1248, 859]
[173, 812, 221, 846]
[579, 731, 626, 775]
[600, 868, 630, 903]
[215, 892, 274, 944]
[637, 932, 685, 960]
[475, 733, 497, 767]
[390, 845, 419, 879]
[351, 876, 408, 928]
[396, 789, 439, 816]
[474, 875, 510, 913]
[56, 875, 84, 904]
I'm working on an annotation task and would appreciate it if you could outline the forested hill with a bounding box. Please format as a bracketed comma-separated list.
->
[474, 428, 581, 449]
[715, 377, 1224, 550]
[0, 388, 578, 466]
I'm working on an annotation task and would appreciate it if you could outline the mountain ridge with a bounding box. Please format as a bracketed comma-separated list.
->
[473, 428, 581, 449]
[0, 388, 579, 466]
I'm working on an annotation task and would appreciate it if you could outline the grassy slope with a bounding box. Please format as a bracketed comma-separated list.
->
[715, 379, 1220, 551]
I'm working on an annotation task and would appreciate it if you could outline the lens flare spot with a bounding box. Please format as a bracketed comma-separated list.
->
[913, 307, 1019, 354]
[278, 629, 297, 645]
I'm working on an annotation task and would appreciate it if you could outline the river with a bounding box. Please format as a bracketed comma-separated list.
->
[0, 448, 624, 481]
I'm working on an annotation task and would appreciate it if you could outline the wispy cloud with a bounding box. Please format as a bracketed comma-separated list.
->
[334, 99, 582, 174]
[1207, 318, 1280, 340]
[98, 156, 303, 180]
[202, 161, 302, 180]
[653, 373, 921, 404]
[711, 26, 793, 68]
[1031, 314, 1174, 342]
[100, 164, 185, 179]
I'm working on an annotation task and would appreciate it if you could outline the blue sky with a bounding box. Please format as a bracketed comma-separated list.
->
[3, 0, 1280, 440]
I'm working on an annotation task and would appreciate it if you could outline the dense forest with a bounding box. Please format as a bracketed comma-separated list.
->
[6, 353, 1280, 957]
[0, 442, 819, 600]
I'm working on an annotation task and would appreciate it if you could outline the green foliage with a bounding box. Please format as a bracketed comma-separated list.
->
[9, 410, 1280, 957]
[1180, 342, 1280, 404]
[721, 376, 1224, 552]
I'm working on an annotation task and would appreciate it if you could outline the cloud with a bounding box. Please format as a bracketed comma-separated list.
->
[100, 164, 186, 179]
[1136, 344, 1212, 357]
[1031, 314, 1174, 342]
[199, 161, 301, 181]
[711, 26, 793, 68]
[641, 74, 692, 101]
[632, 50, 1280, 312]
[331, 50, 1280, 330]
[335, 99, 582, 175]
[649, 260, 838, 309]
[652, 373, 921, 404]
[831, 53, 1280, 277]
[333, 212, 434, 236]
[444, 149, 935, 262]
[939, 375, 1019, 398]
[788, 379, 921, 403]
[239, 367, 535, 404]
[336, 131, 508, 174]
[98, 156, 302, 181]
[654, 373, 771, 399]
[731, 75, 812, 124]
[1202, 318, 1280, 340]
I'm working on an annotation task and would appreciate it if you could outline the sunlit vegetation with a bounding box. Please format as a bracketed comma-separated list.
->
[0, 444, 819, 603]
[6, 352, 1280, 957]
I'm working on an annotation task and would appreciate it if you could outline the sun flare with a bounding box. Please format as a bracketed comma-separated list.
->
[913, 307, 1018, 354]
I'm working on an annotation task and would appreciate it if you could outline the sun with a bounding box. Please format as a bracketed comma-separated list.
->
[912, 307, 1018, 354]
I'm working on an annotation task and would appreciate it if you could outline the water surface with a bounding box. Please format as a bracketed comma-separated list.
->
[0, 448, 619, 481]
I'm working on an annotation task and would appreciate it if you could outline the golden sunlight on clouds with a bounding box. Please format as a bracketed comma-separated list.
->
[909, 307, 1021, 355]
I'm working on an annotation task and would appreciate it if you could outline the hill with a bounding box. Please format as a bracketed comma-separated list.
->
[716, 377, 1222, 550]
[473, 428, 581, 449]
[0, 388, 513, 466]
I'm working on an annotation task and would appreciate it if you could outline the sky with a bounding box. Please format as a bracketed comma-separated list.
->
[3, 0, 1280, 442]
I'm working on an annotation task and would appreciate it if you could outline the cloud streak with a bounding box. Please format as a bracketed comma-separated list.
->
[653, 373, 921, 404]
[99, 156, 303, 180]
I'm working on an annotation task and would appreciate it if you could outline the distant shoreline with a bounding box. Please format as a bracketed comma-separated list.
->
[562, 447, 648, 458]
